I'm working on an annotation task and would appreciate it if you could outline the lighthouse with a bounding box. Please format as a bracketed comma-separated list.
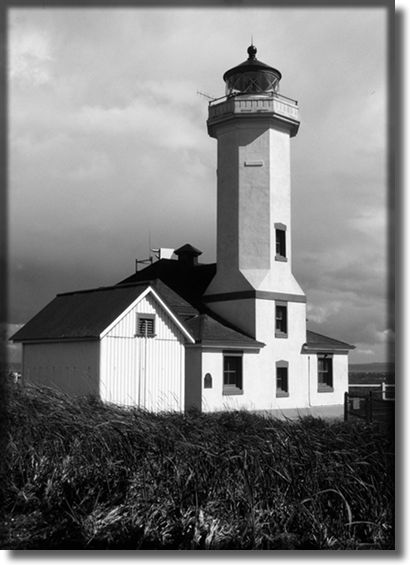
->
[204, 44, 307, 368]
[12, 43, 354, 414]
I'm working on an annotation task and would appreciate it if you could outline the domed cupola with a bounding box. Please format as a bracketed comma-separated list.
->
[223, 44, 282, 96]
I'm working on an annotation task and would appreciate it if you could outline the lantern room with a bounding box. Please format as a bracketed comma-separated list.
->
[223, 44, 282, 96]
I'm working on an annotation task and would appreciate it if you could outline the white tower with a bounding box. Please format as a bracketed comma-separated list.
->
[204, 45, 306, 362]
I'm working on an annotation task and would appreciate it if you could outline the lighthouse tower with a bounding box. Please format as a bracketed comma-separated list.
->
[204, 45, 307, 387]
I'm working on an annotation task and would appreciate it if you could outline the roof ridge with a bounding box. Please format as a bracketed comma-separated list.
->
[57, 282, 149, 297]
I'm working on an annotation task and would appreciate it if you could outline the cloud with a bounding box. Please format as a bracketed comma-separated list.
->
[348, 207, 388, 236]
[374, 328, 395, 344]
[74, 96, 203, 151]
[354, 348, 376, 357]
[9, 26, 53, 86]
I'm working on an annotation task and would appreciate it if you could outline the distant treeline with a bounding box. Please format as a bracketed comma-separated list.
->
[349, 363, 395, 374]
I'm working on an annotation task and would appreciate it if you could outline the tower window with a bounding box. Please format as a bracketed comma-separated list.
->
[276, 361, 289, 397]
[275, 303, 288, 338]
[223, 353, 243, 395]
[275, 223, 287, 261]
[136, 314, 156, 337]
[318, 354, 333, 391]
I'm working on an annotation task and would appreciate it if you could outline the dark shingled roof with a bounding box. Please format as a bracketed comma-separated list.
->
[11, 284, 149, 342]
[118, 259, 216, 310]
[304, 330, 355, 351]
[143, 279, 198, 320]
[185, 314, 264, 349]
[11, 277, 263, 349]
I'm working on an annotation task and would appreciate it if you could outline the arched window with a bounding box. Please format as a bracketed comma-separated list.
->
[204, 373, 212, 389]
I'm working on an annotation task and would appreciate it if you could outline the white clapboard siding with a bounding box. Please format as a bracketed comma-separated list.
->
[100, 293, 185, 411]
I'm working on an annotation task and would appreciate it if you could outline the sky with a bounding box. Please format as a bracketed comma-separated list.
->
[7, 4, 392, 364]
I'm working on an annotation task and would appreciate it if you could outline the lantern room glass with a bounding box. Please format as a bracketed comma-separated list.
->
[225, 69, 280, 96]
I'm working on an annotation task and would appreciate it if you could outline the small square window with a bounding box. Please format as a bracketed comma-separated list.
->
[318, 354, 333, 391]
[276, 362, 289, 397]
[136, 314, 155, 337]
[275, 304, 288, 337]
[223, 354, 243, 395]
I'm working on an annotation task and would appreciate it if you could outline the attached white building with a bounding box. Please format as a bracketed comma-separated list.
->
[12, 45, 354, 414]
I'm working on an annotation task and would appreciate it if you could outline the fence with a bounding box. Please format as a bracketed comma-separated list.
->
[349, 382, 395, 401]
[344, 383, 395, 425]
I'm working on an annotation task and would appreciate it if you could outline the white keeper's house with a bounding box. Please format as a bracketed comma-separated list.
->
[12, 45, 354, 413]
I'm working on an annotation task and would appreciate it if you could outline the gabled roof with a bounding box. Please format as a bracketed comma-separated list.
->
[11, 284, 149, 342]
[11, 278, 263, 350]
[113, 279, 264, 349]
[304, 330, 355, 352]
[120, 277, 264, 349]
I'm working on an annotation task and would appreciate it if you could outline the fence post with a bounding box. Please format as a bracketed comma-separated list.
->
[344, 391, 349, 422]
[381, 381, 386, 401]
[367, 391, 373, 423]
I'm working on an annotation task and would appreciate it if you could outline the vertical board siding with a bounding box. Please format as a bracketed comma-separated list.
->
[100, 293, 185, 412]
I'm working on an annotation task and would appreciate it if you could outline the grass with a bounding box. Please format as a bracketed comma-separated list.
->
[1, 383, 394, 549]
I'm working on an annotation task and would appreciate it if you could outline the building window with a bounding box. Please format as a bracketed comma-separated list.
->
[275, 223, 287, 261]
[223, 353, 243, 395]
[275, 303, 288, 338]
[276, 361, 289, 397]
[204, 373, 213, 389]
[136, 313, 156, 337]
[318, 354, 333, 391]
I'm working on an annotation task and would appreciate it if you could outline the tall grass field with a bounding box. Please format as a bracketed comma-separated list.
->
[1, 383, 394, 549]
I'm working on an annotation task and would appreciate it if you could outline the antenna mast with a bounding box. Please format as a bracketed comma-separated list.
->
[197, 90, 215, 100]
[135, 231, 154, 272]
